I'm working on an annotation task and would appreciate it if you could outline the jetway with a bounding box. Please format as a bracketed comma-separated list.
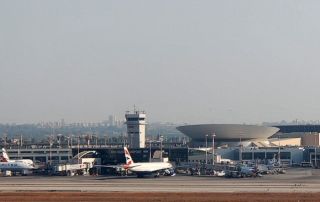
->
[53, 151, 100, 176]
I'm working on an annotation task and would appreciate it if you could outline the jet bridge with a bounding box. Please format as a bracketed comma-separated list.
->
[54, 150, 100, 176]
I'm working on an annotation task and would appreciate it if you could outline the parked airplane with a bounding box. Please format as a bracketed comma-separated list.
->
[123, 147, 175, 178]
[0, 148, 35, 175]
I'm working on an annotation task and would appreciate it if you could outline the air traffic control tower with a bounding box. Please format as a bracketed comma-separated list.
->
[125, 110, 146, 148]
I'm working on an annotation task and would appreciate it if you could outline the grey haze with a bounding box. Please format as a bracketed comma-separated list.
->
[1, 0, 320, 124]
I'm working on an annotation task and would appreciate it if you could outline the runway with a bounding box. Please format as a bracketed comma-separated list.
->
[0, 168, 319, 193]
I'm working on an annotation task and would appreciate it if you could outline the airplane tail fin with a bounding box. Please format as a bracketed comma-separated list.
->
[0, 148, 9, 162]
[124, 147, 134, 165]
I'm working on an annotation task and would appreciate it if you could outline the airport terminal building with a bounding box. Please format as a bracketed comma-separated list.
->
[3, 124, 320, 172]
[177, 124, 320, 166]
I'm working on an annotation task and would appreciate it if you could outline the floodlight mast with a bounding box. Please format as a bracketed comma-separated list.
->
[205, 134, 208, 164]
[212, 133, 216, 166]
[278, 133, 281, 166]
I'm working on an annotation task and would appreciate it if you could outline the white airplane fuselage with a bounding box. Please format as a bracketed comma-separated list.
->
[0, 160, 34, 172]
[127, 162, 173, 173]
[123, 147, 175, 177]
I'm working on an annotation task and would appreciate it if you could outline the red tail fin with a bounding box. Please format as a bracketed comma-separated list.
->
[0, 148, 9, 162]
[124, 147, 134, 165]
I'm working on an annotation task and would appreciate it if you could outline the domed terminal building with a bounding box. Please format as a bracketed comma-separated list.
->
[176, 124, 318, 166]
[177, 124, 279, 147]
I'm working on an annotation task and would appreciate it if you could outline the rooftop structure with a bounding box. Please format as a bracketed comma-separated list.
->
[177, 124, 279, 142]
[275, 125, 320, 133]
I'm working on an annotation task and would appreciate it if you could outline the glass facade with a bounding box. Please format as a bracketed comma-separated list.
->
[240, 151, 291, 160]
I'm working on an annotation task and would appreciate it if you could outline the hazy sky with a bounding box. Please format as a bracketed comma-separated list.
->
[1, 0, 320, 124]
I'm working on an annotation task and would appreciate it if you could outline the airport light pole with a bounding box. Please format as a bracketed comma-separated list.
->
[77, 135, 80, 164]
[315, 145, 317, 168]
[159, 135, 164, 162]
[70, 135, 73, 148]
[18, 135, 22, 159]
[205, 134, 208, 164]
[104, 135, 108, 147]
[212, 133, 216, 166]
[149, 139, 152, 162]
[47, 135, 54, 166]
[239, 137, 242, 163]
[252, 143, 255, 162]
[278, 133, 281, 166]
[315, 134, 317, 168]
[49, 144, 51, 166]
[20, 134, 23, 147]
[67, 136, 70, 148]
[95, 134, 98, 148]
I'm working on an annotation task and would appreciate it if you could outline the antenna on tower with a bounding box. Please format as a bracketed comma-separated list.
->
[133, 104, 139, 114]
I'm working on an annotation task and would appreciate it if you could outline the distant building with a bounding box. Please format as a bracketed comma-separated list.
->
[108, 115, 116, 126]
[125, 110, 146, 148]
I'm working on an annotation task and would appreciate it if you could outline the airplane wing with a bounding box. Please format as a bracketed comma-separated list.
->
[94, 165, 124, 169]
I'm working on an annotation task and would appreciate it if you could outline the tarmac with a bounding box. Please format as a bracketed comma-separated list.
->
[0, 168, 319, 193]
